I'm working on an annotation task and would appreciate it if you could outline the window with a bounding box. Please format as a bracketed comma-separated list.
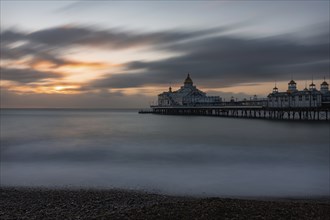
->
[299, 95, 302, 101]
[305, 95, 309, 101]
[313, 95, 317, 101]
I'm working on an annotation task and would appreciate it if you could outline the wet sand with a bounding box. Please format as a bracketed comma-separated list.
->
[0, 187, 329, 219]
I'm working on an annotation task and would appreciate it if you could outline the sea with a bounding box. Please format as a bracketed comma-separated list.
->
[1, 109, 329, 197]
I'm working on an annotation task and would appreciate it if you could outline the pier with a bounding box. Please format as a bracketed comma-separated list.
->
[139, 74, 330, 121]
[139, 106, 330, 121]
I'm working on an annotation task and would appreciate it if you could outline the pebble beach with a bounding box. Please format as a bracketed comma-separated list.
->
[1, 187, 329, 220]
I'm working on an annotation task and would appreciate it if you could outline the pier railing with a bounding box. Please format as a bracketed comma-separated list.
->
[140, 106, 330, 121]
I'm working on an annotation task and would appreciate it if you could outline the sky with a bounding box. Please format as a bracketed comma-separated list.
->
[1, 0, 329, 108]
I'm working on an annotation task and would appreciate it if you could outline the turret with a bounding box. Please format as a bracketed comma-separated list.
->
[303, 81, 308, 91]
[184, 73, 193, 87]
[272, 81, 278, 93]
[309, 82, 316, 91]
[309, 78, 316, 91]
[169, 86, 172, 92]
[320, 77, 329, 94]
[287, 79, 297, 92]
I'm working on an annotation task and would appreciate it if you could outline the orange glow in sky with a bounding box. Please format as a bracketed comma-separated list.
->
[1, 1, 328, 108]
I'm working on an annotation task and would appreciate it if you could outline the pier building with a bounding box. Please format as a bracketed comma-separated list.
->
[320, 78, 330, 105]
[157, 74, 221, 106]
[267, 78, 329, 108]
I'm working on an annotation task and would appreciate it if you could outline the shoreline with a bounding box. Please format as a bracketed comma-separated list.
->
[1, 187, 329, 219]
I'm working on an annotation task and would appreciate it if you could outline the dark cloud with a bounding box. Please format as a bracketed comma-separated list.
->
[2, 25, 230, 50]
[1, 23, 329, 92]
[91, 29, 329, 89]
[1, 68, 63, 83]
[1, 43, 108, 72]
[1, 30, 25, 43]
[1, 37, 66, 69]
[0, 24, 237, 86]
[1, 43, 40, 60]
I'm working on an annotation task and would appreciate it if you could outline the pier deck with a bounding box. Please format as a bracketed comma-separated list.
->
[139, 106, 330, 121]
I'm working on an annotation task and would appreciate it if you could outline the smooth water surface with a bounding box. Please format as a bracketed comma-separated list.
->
[1, 109, 329, 197]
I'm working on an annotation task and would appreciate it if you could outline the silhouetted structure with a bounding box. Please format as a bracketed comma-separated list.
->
[157, 74, 221, 106]
[139, 76, 330, 120]
[267, 79, 327, 108]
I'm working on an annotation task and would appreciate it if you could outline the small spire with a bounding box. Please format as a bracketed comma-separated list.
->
[303, 81, 308, 91]
[309, 75, 316, 89]
[168, 81, 172, 92]
[273, 80, 278, 93]
[184, 73, 193, 85]
[310, 75, 315, 86]
[321, 76, 329, 86]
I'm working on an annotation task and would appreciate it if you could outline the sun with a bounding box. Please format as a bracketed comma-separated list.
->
[52, 85, 80, 94]
[54, 86, 64, 91]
